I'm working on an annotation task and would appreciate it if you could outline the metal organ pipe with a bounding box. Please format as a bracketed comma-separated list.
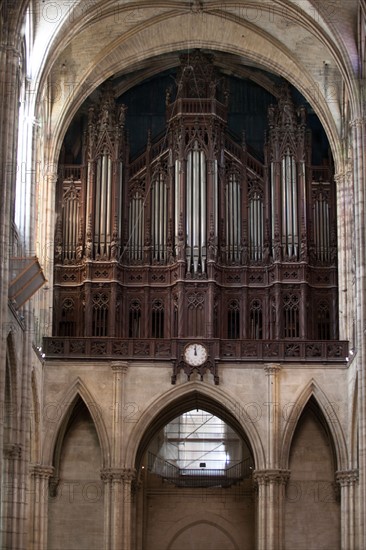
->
[186, 144, 207, 273]
[213, 160, 218, 241]
[281, 154, 298, 258]
[271, 162, 275, 251]
[186, 154, 192, 271]
[200, 152, 206, 272]
[106, 156, 112, 249]
[174, 160, 180, 255]
[193, 148, 199, 272]
[94, 157, 101, 256]
[163, 178, 167, 260]
[226, 175, 241, 262]
[119, 161, 123, 244]
[314, 193, 330, 262]
[292, 156, 298, 256]
[152, 174, 167, 262]
[100, 155, 106, 255]
[86, 161, 92, 229]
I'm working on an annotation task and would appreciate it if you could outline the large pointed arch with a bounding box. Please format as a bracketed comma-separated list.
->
[280, 378, 348, 471]
[46, 14, 343, 171]
[43, 377, 111, 469]
[125, 381, 265, 471]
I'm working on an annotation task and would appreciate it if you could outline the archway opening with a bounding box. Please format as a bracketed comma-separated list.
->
[284, 397, 340, 549]
[147, 408, 253, 488]
[48, 398, 104, 550]
[134, 392, 256, 550]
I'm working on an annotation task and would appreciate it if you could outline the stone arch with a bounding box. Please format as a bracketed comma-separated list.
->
[280, 378, 348, 471]
[43, 377, 110, 469]
[42, 10, 350, 172]
[125, 381, 265, 471]
[165, 516, 240, 550]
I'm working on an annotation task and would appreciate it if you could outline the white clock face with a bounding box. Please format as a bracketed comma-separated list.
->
[184, 343, 208, 367]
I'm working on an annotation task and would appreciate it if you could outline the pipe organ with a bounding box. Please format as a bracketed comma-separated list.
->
[53, 52, 338, 344]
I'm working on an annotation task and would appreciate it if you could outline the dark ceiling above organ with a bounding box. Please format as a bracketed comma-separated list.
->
[52, 50, 339, 357]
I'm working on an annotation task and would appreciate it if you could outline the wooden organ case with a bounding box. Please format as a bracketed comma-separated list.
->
[50, 52, 344, 372]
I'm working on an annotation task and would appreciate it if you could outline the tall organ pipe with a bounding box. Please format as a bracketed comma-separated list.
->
[200, 151, 206, 271]
[193, 148, 199, 273]
[94, 158, 102, 255]
[175, 160, 180, 255]
[186, 154, 192, 270]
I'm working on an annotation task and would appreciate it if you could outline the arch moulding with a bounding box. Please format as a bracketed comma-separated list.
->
[42, 376, 111, 469]
[280, 378, 348, 471]
[125, 381, 265, 471]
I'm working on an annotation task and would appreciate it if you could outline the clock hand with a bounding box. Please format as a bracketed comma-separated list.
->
[194, 345, 197, 356]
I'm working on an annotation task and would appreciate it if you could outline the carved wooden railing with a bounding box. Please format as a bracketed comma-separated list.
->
[43, 337, 348, 363]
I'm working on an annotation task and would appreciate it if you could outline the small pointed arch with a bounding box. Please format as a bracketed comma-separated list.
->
[125, 382, 265, 471]
[280, 379, 348, 471]
[43, 378, 110, 470]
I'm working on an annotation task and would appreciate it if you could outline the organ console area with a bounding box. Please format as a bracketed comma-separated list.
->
[52, 51, 338, 346]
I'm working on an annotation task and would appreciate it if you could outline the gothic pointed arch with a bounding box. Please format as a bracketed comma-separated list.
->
[280, 379, 348, 471]
[125, 382, 265, 471]
[44, 377, 110, 469]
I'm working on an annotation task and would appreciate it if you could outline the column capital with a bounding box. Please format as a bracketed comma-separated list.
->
[264, 363, 282, 376]
[110, 361, 129, 373]
[101, 467, 136, 483]
[30, 464, 55, 479]
[335, 469, 359, 486]
[349, 117, 365, 129]
[253, 469, 290, 486]
[3, 443, 22, 459]
[333, 172, 345, 184]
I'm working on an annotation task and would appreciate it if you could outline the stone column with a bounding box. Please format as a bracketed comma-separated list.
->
[29, 465, 54, 550]
[110, 361, 129, 466]
[350, 117, 366, 548]
[264, 364, 281, 469]
[254, 364, 288, 550]
[0, 35, 22, 549]
[253, 469, 290, 550]
[103, 362, 136, 550]
[336, 469, 359, 550]
[101, 468, 137, 550]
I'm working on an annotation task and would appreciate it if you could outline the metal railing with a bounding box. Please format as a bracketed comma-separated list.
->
[148, 452, 254, 488]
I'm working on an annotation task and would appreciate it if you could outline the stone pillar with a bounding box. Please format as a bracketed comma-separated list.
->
[103, 362, 136, 550]
[254, 364, 288, 550]
[253, 469, 290, 550]
[110, 361, 129, 466]
[29, 465, 54, 550]
[1, 444, 22, 549]
[336, 469, 359, 550]
[350, 117, 366, 548]
[0, 34, 22, 549]
[264, 364, 281, 468]
[101, 468, 136, 550]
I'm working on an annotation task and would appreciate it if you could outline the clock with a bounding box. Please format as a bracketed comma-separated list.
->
[183, 343, 208, 367]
